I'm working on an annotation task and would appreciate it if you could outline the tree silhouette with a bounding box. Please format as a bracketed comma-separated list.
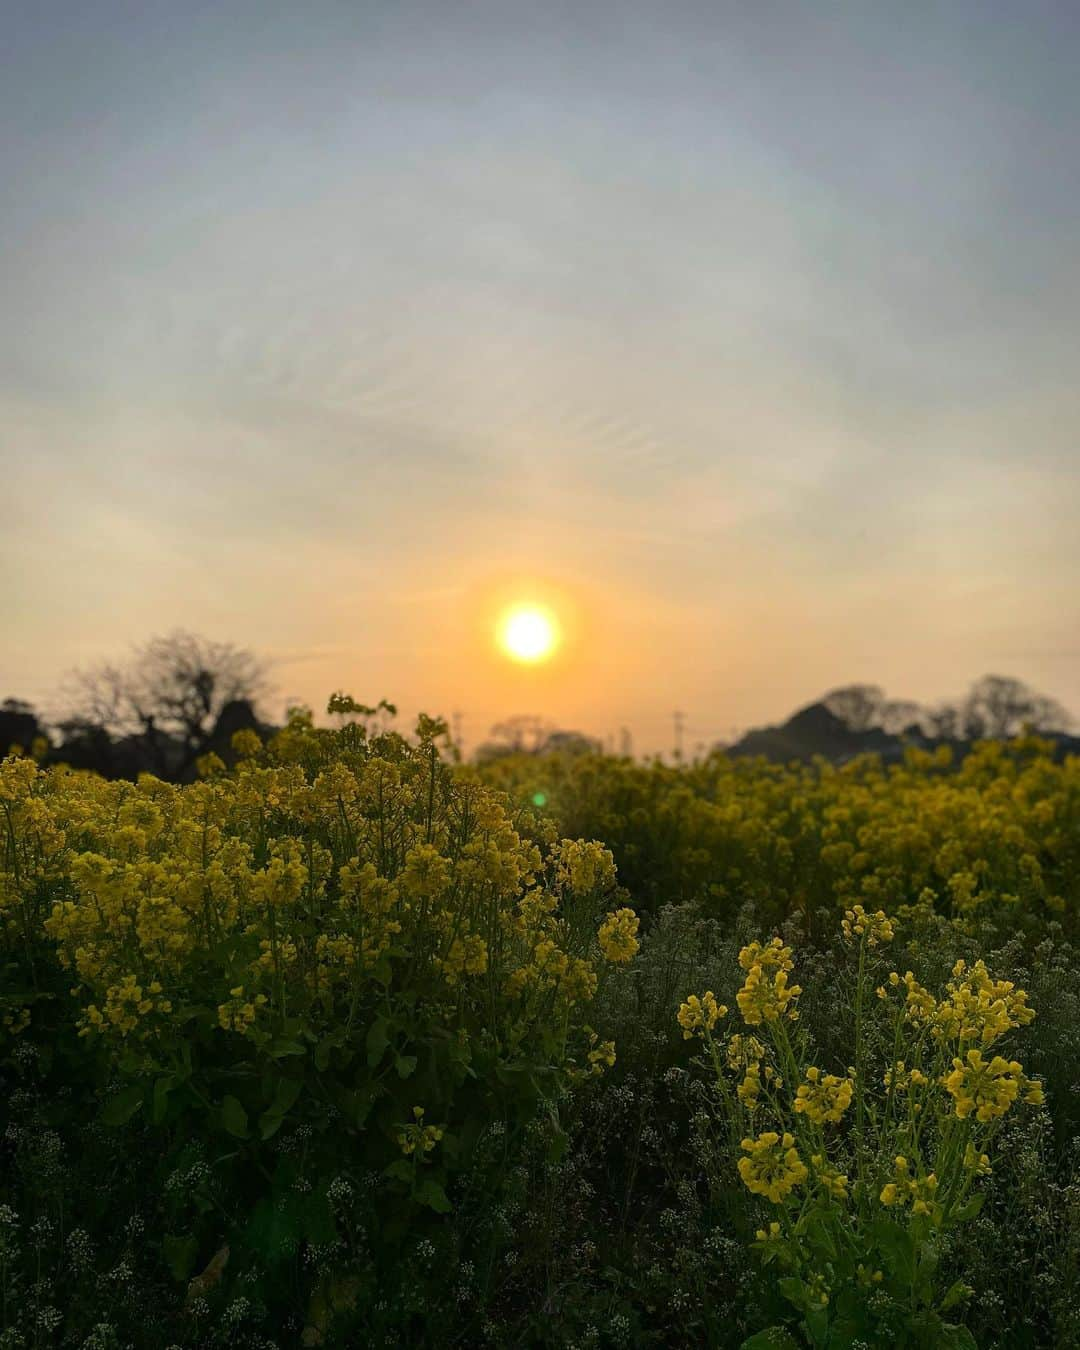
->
[62, 630, 269, 778]
[959, 675, 1070, 739]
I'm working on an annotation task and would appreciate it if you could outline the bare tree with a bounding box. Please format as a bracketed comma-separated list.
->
[925, 702, 963, 739]
[878, 700, 930, 735]
[63, 630, 270, 776]
[485, 715, 556, 755]
[960, 675, 1070, 740]
[822, 685, 887, 733]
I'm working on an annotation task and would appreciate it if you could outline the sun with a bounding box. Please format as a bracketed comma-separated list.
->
[497, 603, 560, 664]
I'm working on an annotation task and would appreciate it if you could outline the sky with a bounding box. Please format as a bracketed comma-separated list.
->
[3, 0, 1079, 755]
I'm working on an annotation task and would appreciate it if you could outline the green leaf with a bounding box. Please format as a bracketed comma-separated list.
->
[256, 1074, 302, 1139]
[546, 1127, 568, 1165]
[366, 1017, 390, 1068]
[952, 1193, 985, 1222]
[299, 1191, 337, 1245]
[940, 1280, 974, 1312]
[258, 1107, 285, 1140]
[221, 1094, 249, 1139]
[101, 1085, 145, 1127]
[162, 1234, 199, 1283]
[740, 1330, 801, 1350]
[268, 1038, 306, 1059]
[414, 1178, 452, 1213]
[151, 1075, 175, 1125]
[395, 1054, 418, 1079]
[778, 1277, 811, 1313]
[383, 1159, 413, 1184]
[804, 1305, 829, 1347]
[870, 1217, 916, 1284]
[245, 1194, 302, 1265]
[939, 1324, 978, 1350]
[274, 1077, 303, 1112]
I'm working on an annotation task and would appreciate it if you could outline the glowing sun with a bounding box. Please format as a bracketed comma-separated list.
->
[497, 603, 560, 664]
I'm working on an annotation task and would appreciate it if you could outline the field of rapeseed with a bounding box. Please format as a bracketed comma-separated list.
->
[2, 710, 1079, 1347]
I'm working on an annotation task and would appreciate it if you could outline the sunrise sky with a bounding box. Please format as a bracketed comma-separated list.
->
[4, 2, 1079, 753]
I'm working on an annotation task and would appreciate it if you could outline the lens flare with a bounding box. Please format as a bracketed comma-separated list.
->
[497, 604, 559, 664]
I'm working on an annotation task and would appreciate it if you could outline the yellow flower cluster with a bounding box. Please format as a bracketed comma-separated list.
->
[396, 1106, 444, 1157]
[479, 733, 1077, 930]
[217, 985, 269, 1035]
[883, 959, 1036, 1051]
[81, 975, 171, 1038]
[436, 934, 489, 984]
[934, 959, 1035, 1045]
[1, 717, 637, 1093]
[810, 1154, 849, 1199]
[554, 839, 617, 897]
[793, 1067, 854, 1125]
[586, 1029, 617, 1075]
[671, 903, 1047, 1324]
[963, 1142, 992, 1176]
[676, 991, 727, 1040]
[597, 907, 640, 964]
[840, 904, 895, 945]
[737, 1131, 809, 1203]
[726, 1034, 767, 1069]
[883, 1060, 929, 1092]
[879, 1156, 940, 1217]
[505, 938, 599, 1006]
[722, 1033, 776, 1109]
[735, 938, 801, 1026]
[736, 963, 801, 1026]
[738, 938, 794, 974]
[942, 1048, 1042, 1121]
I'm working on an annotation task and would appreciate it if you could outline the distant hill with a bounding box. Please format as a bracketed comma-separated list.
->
[727, 699, 1080, 765]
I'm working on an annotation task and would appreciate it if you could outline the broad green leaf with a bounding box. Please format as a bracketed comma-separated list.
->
[366, 1017, 390, 1068]
[952, 1193, 985, 1222]
[395, 1054, 418, 1079]
[162, 1233, 199, 1283]
[274, 1077, 303, 1112]
[268, 1038, 306, 1059]
[941, 1280, 974, 1312]
[101, 1085, 145, 1127]
[870, 1217, 915, 1283]
[939, 1324, 978, 1350]
[740, 1329, 801, 1350]
[414, 1178, 452, 1213]
[151, 1075, 174, 1125]
[299, 1191, 337, 1245]
[546, 1127, 568, 1165]
[221, 1094, 249, 1138]
[259, 1107, 285, 1140]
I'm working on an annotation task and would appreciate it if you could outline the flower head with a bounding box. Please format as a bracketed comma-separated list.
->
[738, 1132, 808, 1204]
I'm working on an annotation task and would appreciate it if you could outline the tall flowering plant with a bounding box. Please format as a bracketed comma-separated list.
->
[0, 706, 640, 1325]
[680, 907, 1043, 1349]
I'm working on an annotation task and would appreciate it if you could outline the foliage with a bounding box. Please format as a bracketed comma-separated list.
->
[0, 708, 634, 1345]
[56, 630, 269, 780]
[680, 910, 1043, 1347]
[1, 721, 1079, 1346]
[476, 737, 1080, 937]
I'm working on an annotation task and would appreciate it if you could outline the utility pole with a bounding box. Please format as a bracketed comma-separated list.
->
[673, 709, 685, 764]
[619, 726, 633, 759]
[452, 710, 464, 761]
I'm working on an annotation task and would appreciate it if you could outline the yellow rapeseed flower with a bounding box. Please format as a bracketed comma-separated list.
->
[676, 991, 727, 1040]
[738, 1131, 808, 1204]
